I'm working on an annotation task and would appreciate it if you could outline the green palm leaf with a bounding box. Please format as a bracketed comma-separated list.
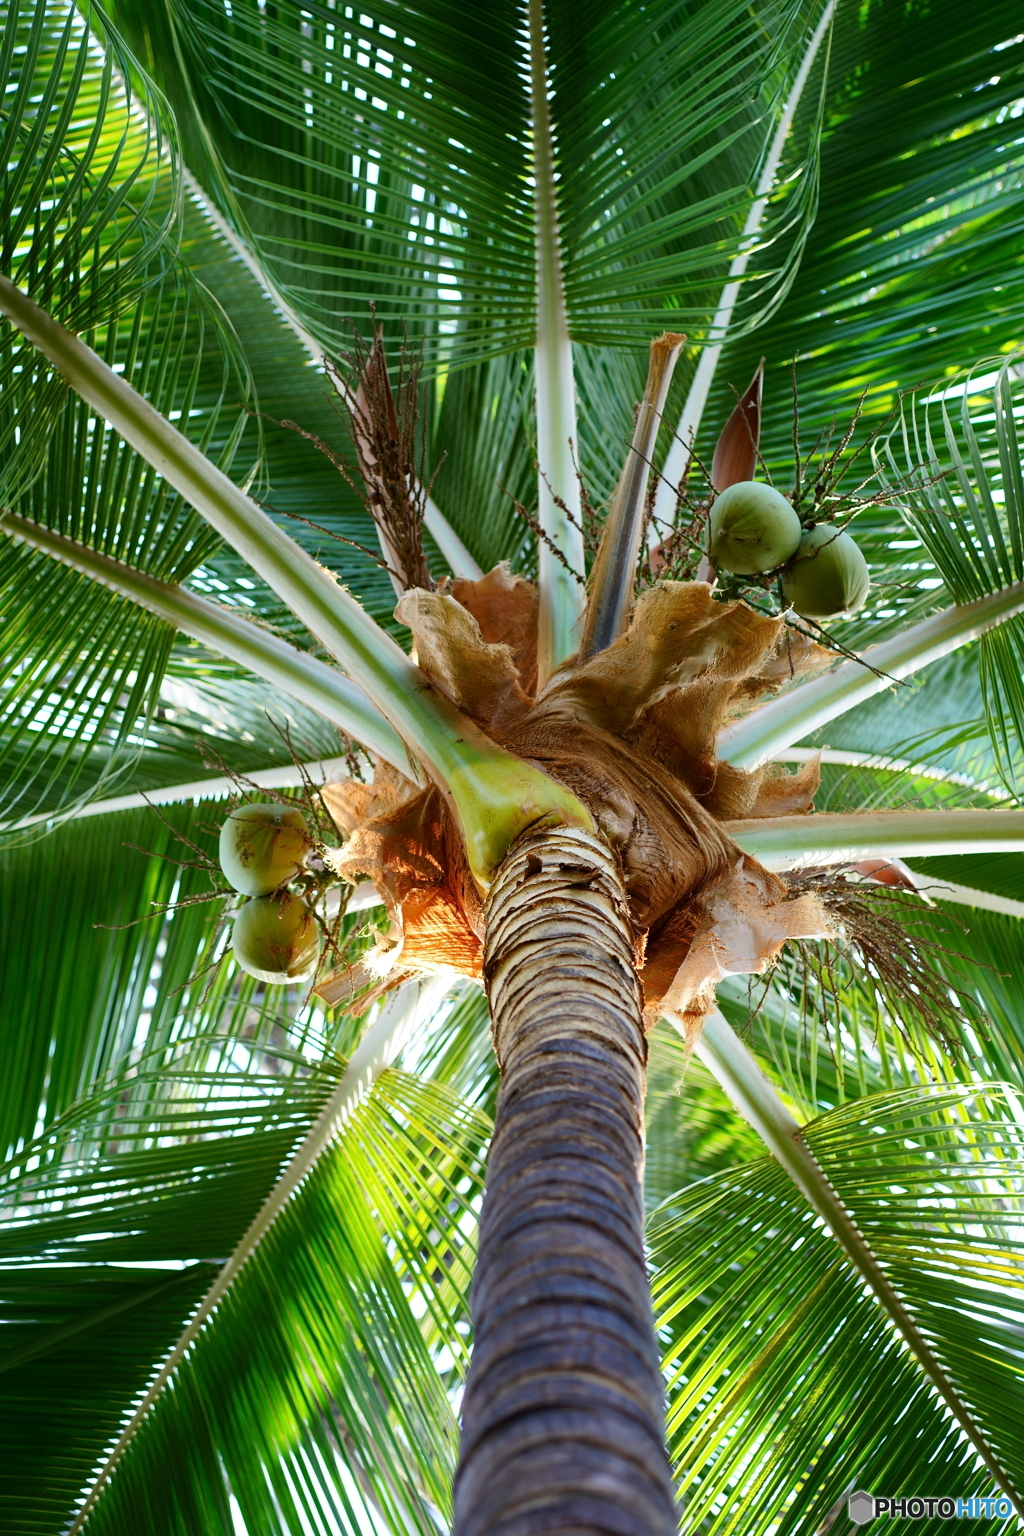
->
[717, 895, 1024, 1117]
[644, 1021, 765, 1205]
[1, 0, 181, 494]
[702, 0, 1024, 464]
[875, 358, 1024, 790]
[0, 290, 254, 824]
[0, 7, 274, 822]
[109, 0, 830, 361]
[2, 1061, 487, 1536]
[0, 802, 225, 1155]
[0, 803, 487, 1535]
[649, 1084, 1024, 1532]
[0, 803, 489, 1533]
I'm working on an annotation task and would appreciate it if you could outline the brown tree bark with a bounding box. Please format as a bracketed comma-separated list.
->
[454, 826, 677, 1536]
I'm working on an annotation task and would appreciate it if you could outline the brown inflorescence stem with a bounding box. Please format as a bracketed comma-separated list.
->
[454, 826, 676, 1536]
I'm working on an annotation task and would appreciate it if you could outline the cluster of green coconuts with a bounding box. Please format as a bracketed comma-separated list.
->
[218, 804, 320, 986]
[707, 481, 870, 617]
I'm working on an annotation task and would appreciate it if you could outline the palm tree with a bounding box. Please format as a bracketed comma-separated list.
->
[2, 0, 1023, 1532]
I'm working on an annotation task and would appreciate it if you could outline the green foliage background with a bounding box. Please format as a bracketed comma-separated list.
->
[1, 0, 1023, 1531]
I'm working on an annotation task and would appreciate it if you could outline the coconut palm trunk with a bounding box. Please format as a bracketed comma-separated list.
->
[455, 827, 676, 1536]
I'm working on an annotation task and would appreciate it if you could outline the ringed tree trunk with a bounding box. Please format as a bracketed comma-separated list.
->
[454, 825, 677, 1536]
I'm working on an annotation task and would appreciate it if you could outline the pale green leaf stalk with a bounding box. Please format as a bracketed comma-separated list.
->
[1, 512, 415, 778]
[718, 582, 1024, 769]
[651, 0, 836, 529]
[527, 0, 587, 684]
[66, 976, 452, 1536]
[422, 502, 485, 581]
[686, 1010, 1019, 1505]
[0, 276, 592, 883]
[729, 806, 1024, 869]
[8, 761, 350, 833]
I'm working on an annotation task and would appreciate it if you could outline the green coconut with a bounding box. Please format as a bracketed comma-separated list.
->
[219, 802, 310, 896]
[707, 481, 802, 575]
[232, 892, 320, 985]
[781, 524, 871, 618]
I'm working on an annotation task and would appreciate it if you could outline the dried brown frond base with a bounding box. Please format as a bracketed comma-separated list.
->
[314, 569, 994, 1055]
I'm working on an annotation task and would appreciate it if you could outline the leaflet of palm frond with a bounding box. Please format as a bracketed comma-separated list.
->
[0, 802, 226, 1159]
[649, 1085, 1024, 1528]
[106, 0, 828, 361]
[0, 0, 182, 502]
[0, 1, 256, 833]
[875, 357, 1024, 790]
[5, 1050, 487, 1535]
[0, 268, 255, 828]
[708, 4, 1024, 477]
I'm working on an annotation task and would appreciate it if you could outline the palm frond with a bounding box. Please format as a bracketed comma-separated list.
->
[108, 0, 830, 364]
[876, 357, 1024, 602]
[644, 1020, 764, 1208]
[773, 870, 988, 1056]
[0, 801, 223, 1158]
[875, 357, 1024, 790]
[649, 1082, 1024, 1531]
[0, 792, 493, 1534]
[717, 581, 1024, 770]
[716, 882, 1024, 1119]
[3, 1059, 488, 1536]
[655, 0, 1024, 695]
[0, 0, 181, 497]
[1, 215, 258, 823]
[784, 641, 1011, 801]
[1, 855, 490, 1536]
[702, 0, 1024, 471]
